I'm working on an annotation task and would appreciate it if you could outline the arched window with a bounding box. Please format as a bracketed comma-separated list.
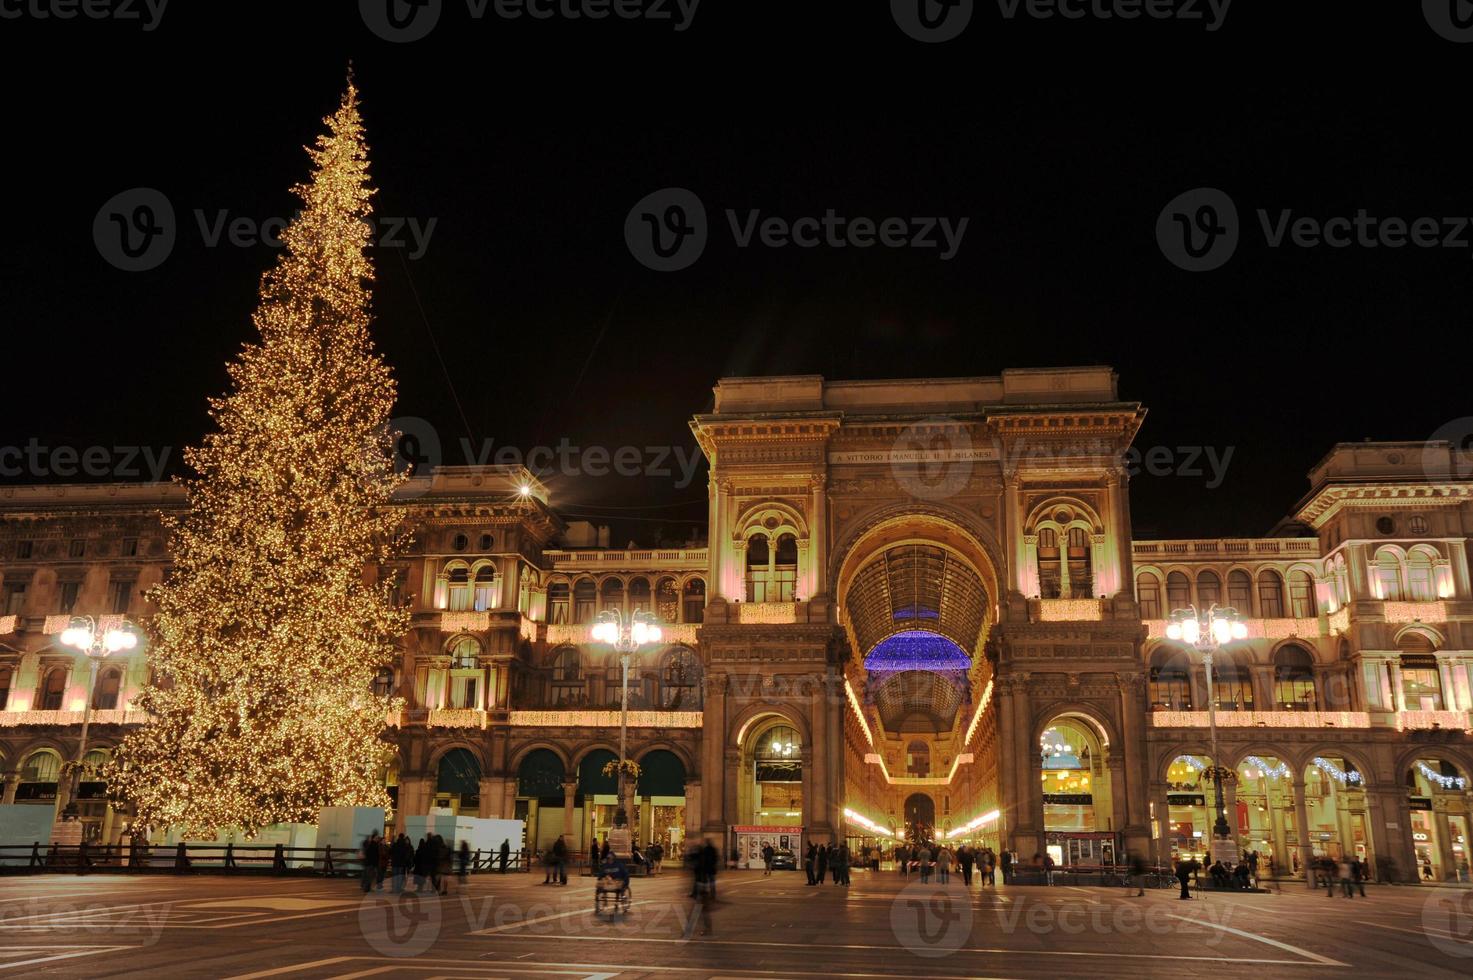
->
[656, 577, 679, 623]
[447, 566, 471, 611]
[1210, 659, 1254, 711]
[449, 636, 480, 669]
[447, 636, 481, 709]
[628, 577, 651, 613]
[436, 748, 481, 812]
[660, 646, 702, 709]
[473, 565, 496, 611]
[572, 579, 596, 624]
[1257, 570, 1285, 618]
[774, 533, 798, 601]
[1166, 571, 1191, 611]
[745, 533, 771, 602]
[550, 646, 583, 705]
[683, 578, 706, 624]
[906, 740, 931, 777]
[1399, 632, 1443, 711]
[1136, 573, 1162, 620]
[1273, 645, 1316, 710]
[1289, 570, 1317, 618]
[92, 667, 123, 710]
[548, 581, 570, 624]
[17, 749, 61, 803]
[1227, 570, 1252, 614]
[1407, 549, 1436, 601]
[1149, 648, 1192, 710]
[1373, 550, 1404, 601]
[39, 665, 68, 710]
[600, 577, 625, 614]
[1197, 571, 1222, 607]
[1036, 528, 1061, 599]
[1066, 527, 1093, 598]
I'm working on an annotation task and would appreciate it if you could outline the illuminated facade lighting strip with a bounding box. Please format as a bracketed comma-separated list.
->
[843, 806, 899, 840]
[963, 678, 994, 747]
[844, 678, 876, 748]
[946, 808, 1000, 839]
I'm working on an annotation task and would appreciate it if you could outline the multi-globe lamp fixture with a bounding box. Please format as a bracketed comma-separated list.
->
[1164, 604, 1247, 843]
[590, 608, 663, 838]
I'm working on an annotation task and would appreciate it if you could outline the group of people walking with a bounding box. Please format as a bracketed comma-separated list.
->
[361, 832, 516, 895]
[802, 841, 852, 885]
[894, 843, 1002, 885]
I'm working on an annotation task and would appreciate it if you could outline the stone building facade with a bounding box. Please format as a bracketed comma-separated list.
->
[0, 368, 1469, 882]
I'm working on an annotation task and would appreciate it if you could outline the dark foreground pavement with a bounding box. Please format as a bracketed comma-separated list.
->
[1, 868, 1470, 978]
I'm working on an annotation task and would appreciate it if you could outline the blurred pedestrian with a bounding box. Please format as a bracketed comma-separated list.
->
[458, 838, 472, 884]
[360, 832, 380, 893]
[498, 838, 510, 873]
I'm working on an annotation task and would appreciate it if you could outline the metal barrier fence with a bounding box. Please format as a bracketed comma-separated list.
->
[0, 841, 530, 876]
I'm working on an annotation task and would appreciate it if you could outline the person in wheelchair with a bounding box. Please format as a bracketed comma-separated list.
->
[597, 854, 632, 909]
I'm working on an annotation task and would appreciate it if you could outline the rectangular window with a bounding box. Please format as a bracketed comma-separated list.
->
[1137, 578, 1161, 620]
[1402, 665, 1444, 711]
[1258, 578, 1284, 618]
[108, 580, 133, 615]
[58, 581, 81, 613]
[2, 582, 26, 616]
[15, 540, 33, 559]
[68, 539, 86, 558]
[121, 537, 138, 557]
[1289, 577, 1316, 618]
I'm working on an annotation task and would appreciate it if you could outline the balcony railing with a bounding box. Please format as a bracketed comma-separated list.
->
[545, 622, 699, 646]
[0, 709, 149, 727]
[1382, 601, 1448, 624]
[542, 548, 708, 570]
[1144, 617, 1320, 640]
[1395, 710, 1472, 732]
[506, 708, 702, 728]
[1150, 710, 1371, 729]
[1132, 538, 1320, 558]
[426, 708, 490, 729]
[1031, 598, 1103, 622]
[734, 602, 799, 625]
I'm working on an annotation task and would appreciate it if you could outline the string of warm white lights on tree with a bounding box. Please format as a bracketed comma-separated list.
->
[104, 77, 407, 837]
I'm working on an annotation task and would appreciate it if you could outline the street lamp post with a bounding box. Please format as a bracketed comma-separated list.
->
[58, 615, 138, 819]
[1165, 604, 1247, 848]
[591, 608, 663, 843]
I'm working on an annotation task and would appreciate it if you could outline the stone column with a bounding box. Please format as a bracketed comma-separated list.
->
[479, 776, 505, 819]
[995, 677, 1016, 847]
[1119, 673, 1151, 836]
[701, 676, 726, 832]
[497, 557, 521, 611]
[1291, 777, 1314, 889]
[1434, 810, 1458, 881]
[1151, 781, 1173, 866]
[707, 475, 723, 601]
[809, 474, 827, 598]
[1107, 754, 1128, 834]
[1, 774, 18, 806]
[1250, 664, 1275, 712]
[1222, 777, 1240, 850]
[808, 682, 831, 840]
[1450, 540, 1471, 598]
[1004, 472, 1025, 594]
[1437, 660, 1458, 711]
[561, 779, 577, 841]
[1390, 661, 1407, 713]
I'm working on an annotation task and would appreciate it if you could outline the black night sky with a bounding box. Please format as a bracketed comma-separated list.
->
[3, 2, 1471, 544]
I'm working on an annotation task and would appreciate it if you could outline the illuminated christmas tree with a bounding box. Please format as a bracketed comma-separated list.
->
[106, 78, 408, 836]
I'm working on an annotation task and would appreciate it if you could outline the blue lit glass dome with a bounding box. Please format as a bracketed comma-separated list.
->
[863, 630, 972, 673]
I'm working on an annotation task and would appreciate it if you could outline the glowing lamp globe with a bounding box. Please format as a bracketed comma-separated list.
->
[1165, 622, 1182, 640]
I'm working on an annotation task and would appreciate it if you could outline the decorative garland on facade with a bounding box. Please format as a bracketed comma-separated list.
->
[1311, 757, 1362, 785]
[1417, 760, 1468, 790]
[1243, 755, 1290, 780]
